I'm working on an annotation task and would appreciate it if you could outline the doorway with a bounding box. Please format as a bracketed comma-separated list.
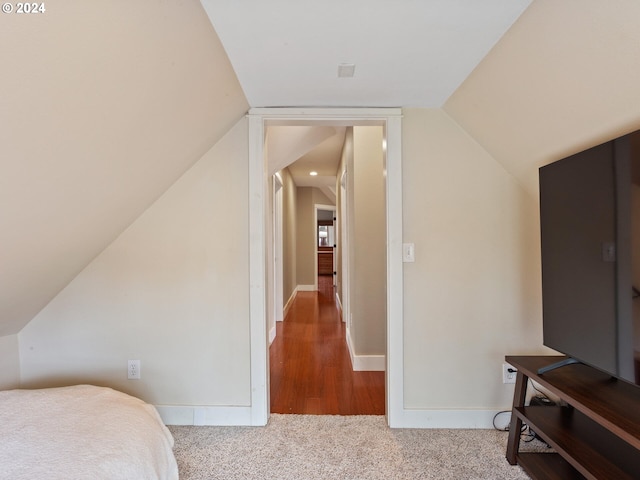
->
[247, 108, 404, 427]
[269, 129, 385, 414]
[315, 205, 336, 291]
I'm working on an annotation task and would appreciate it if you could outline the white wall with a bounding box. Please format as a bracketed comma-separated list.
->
[0, 335, 20, 389]
[402, 109, 550, 410]
[19, 118, 251, 412]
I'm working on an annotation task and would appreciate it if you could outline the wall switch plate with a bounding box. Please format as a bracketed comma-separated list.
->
[128, 359, 141, 379]
[402, 243, 415, 262]
[503, 363, 517, 384]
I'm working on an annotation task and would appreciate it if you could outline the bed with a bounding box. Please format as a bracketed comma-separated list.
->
[0, 385, 179, 480]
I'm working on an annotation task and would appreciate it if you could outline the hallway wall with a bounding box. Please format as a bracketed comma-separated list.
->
[281, 168, 298, 305]
[349, 127, 386, 357]
[295, 187, 334, 287]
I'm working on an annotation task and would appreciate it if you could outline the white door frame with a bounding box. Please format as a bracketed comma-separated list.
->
[247, 108, 404, 427]
[273, 173, 284, 323]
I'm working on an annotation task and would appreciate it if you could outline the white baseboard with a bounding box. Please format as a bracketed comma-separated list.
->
[269, 324, 276, 345]
[297, 284, 315, 291]
[345, 327, 385, 372]
[156, 405, 253, 426]
[282, 288, 297, 320]
[345, 326, 354, 364]
[390, 408, 507, 429]
[352, 354, 385, 371]
[157, 404, 505, 429]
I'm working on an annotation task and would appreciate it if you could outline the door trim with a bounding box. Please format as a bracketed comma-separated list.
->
[247, 108, 403, 427]
[273, 173, 283, 327]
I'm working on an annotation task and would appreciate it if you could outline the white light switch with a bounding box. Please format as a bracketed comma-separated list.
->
[402, 243, 415, 262]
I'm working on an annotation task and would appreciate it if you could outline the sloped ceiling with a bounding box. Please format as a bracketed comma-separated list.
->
[266, 126, 338, 176]
[444, 0, 640, 195]
[286, 128, 346, 189]
[0, 0, 248, 335]
[267, 126, 346, 203]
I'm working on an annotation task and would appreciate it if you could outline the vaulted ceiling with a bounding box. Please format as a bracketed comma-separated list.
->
[206, 0, 531, 192]
[2, 0, 640, 336]
[201, 0, 531, 107]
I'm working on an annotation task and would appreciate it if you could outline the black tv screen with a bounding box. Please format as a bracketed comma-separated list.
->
[539, 130, 640, 385]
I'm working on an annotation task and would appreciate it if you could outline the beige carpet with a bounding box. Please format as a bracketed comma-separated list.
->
[169, 415, 541, 479]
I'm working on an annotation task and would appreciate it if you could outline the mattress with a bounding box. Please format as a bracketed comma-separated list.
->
[0, 385, 179, 480]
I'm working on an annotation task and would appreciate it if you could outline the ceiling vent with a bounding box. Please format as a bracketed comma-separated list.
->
[337, 63, 355, 78]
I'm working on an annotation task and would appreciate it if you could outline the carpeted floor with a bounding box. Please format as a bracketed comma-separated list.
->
[169, 414, 542, 479]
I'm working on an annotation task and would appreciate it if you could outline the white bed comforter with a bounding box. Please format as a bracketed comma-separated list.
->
[0, 385, 179, 480]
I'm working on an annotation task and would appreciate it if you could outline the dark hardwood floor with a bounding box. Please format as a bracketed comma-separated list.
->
[269, 275, 385, 415]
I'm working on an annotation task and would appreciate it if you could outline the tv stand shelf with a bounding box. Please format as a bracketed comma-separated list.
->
[505, 356, 640, 480]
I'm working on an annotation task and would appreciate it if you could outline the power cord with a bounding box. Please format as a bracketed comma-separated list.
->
[492, 410, 511, 431]
[491, 410, 536, 442]
[493, 378, 554, 445]
[528, 378, 552, 402]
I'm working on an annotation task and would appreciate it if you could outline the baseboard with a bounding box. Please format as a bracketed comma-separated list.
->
[345, 327, 385, 371]
[282, 288, 297, 320]
[345, 327, 355, 365]
[390, 408, 506, 429]
[156, 405, 252, 426]
[157, 404, 503, 429]
[297, 284, 315, 291]
[269, 324, 276, 345]
[352, 355, 385, 371]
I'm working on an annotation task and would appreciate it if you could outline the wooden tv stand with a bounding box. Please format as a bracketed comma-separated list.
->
[505, 355, 640, 479]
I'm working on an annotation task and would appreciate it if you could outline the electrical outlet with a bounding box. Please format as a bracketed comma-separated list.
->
[128, 359, 141, 380]
[503, 363, 517, 384]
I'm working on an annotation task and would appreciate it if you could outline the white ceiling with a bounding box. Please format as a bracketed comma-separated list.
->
[202, 0, 532, 192]
[201, 0, 532, 108]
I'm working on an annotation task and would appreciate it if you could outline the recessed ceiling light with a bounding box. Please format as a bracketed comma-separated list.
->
[310, 171, 318, 176]
[337, 63, 355, 78]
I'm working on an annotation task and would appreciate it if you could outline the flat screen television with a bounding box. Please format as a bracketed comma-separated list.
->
[539, 129, 640, 385]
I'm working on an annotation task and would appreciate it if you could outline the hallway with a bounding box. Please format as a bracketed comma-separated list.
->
[269, 275, 385, 415]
